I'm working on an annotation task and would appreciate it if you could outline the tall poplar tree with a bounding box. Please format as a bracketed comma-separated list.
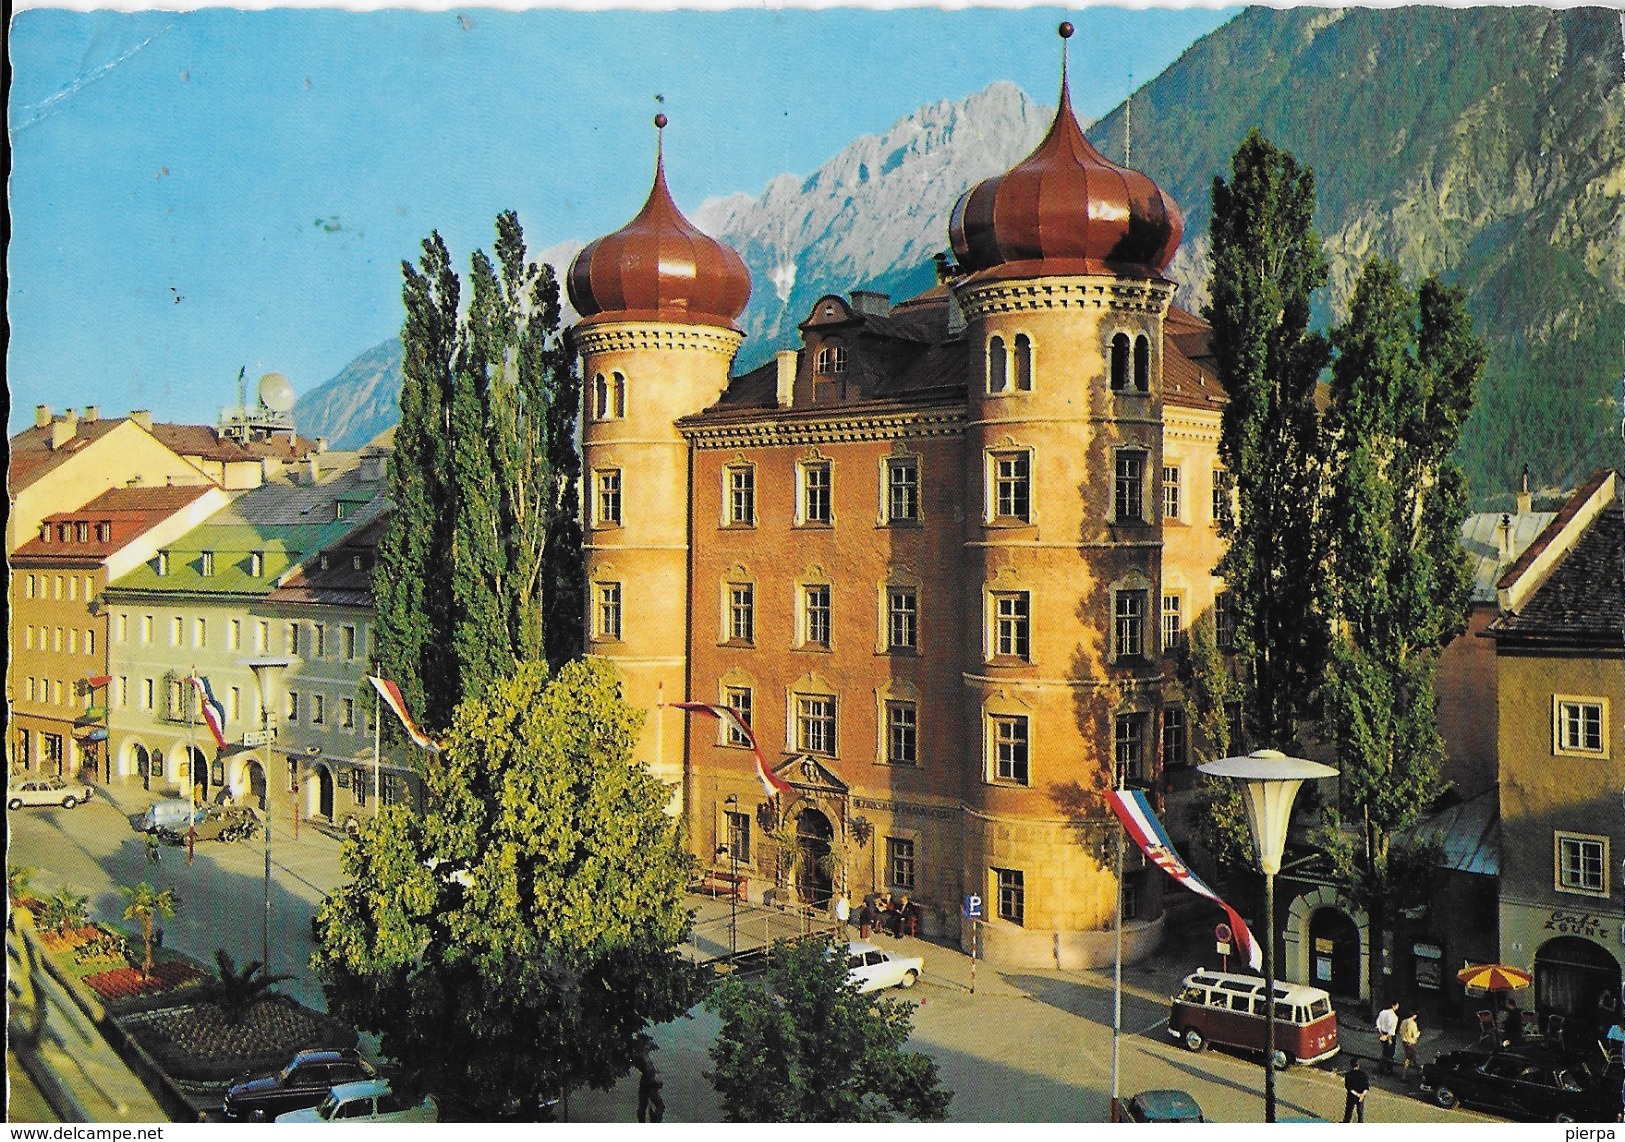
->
[1319, 258, 1481, 1005]
[375, 212, 583, 733]
[1203, 129, 1332, 750]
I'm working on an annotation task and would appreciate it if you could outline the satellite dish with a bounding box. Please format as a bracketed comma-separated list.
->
[258, 372, 296, 413]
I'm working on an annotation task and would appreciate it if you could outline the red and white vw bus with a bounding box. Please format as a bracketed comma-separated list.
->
[1168, 970, 1340, 1068]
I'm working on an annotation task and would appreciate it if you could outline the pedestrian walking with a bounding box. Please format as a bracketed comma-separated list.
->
[1343, 1058, 1369, 1122]
[636, 1066, 665, 1123]
[1375, 1000, 1400, 1075]
[857, 898, 876, 940]
[1399, 1010, 1421, 1082]
[144, 833, 161, 864]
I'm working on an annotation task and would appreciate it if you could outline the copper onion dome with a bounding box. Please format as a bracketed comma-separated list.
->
[948, 23, 1183, 280]
[568, 114, 751, 330]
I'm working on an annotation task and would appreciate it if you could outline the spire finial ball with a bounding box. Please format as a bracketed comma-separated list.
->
[1059, 21, 1074, 39]
[654, 113, 668, 130]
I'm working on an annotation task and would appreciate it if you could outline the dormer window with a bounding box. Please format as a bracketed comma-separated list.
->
[155, 551, 170, 576]
[336, 501, 353, 520]
[39, 525, 49, 543]
[319, 553, 331, 571]
[96, 523, 111, 543]
[249, 551, 264, 577]
[352, 554, 364, 571]
[815, 346, 847, 375]
[58, 524, 71, 543]
[75, 521, 89, 543]
[199, 551, 215, 576]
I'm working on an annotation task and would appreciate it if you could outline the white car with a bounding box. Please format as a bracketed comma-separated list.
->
[276, 1079, 438, 1123]
[7, 775, 94, 811]
[843, 940, 923, 993]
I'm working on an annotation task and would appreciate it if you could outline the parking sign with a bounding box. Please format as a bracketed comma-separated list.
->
[963, 893, 983, 919]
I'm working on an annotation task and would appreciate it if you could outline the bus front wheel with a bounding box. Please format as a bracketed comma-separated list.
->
[1182, 1028, 1206, 1053]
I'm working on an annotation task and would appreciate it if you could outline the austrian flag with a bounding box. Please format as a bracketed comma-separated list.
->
[674, 701, 793, 797]
[368, 676, 443, 753]
[186, 676, 229, 751]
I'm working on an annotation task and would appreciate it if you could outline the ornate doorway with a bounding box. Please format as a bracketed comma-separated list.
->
[1535, 936, 1621, 1024]
[796, 807, 834, 908]
[1309, 907, 1361, 998]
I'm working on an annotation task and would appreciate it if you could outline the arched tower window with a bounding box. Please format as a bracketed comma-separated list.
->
[815, 346, 847, 375]
[611, 371, 627, 418]
[1014, 334, 1033, 392]
[987, 335, 1008, 394]
[1110, 333, 1132, 391]
[1133, 335, 1150, 392]
[593, 374, 609, 420]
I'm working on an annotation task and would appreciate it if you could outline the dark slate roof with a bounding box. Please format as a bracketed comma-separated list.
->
[1490, 501, 1624, 648]
[265, 509, 392, 608]
[1399, 786, 1499, 877]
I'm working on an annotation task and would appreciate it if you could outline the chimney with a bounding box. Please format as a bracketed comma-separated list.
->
[946, 284, 967, 335]
[1498, 513, 1513, 562]
[850, 290, 891, 317]
[359, 450, 387, 483]
[314, 437, 328, 454]
[129, 410, 154, 431]
[50, 410, 79, 450]
[775, 351, 798, 408]
[1515, 465, 1532, 515]
[82, 406, 99, 423]
[305, 455, 321, 485]
[34, 405, 52, 428]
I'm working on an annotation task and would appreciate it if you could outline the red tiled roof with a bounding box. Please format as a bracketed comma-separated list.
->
[8, 419, 129, 489]
[12, 485, 217, 563]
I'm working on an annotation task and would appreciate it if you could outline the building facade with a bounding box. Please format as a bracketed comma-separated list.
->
[568, 47, 1234, 967]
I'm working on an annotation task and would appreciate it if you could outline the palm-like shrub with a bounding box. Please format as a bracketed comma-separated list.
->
[206, 949, 293, 1025]
[39, 887, 90, 934]
[119, 881, 177, 977]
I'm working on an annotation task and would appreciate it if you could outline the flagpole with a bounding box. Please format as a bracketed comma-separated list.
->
[187, 668, 198, 865]
[1110, 766, 1124, 1122]
[656, 680, 664, 775]
[372, 678, 382, 819]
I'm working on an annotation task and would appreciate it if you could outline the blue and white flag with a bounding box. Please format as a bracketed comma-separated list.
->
[187, 675, 229, 751]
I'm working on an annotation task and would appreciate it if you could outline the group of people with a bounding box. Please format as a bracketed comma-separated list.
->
[847, 891, 918, 940]
[1344, 1001, 1425, 1121]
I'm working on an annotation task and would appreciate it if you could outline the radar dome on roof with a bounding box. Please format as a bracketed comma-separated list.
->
[568, 115, 750, 331]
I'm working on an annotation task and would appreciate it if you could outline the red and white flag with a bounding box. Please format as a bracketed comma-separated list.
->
[674, 701, 792, 797]
[1108, 788, 1263, 971]
[186, 675, 230, 751]
[368, 676, 442, 753]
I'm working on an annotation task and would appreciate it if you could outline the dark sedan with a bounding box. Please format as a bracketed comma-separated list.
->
[1124, 1089, 1206, 1122]
[1421, 1045, 1621, 1122]
[221, 1048, 376, 1121]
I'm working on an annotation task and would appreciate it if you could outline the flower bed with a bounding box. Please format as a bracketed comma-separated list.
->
[117, 997, 359, 1083]
[39, 925, 102, 954]
[84, 961, 207, 1003]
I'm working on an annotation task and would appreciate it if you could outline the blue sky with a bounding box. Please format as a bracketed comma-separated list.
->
[8, 6, 1238, 434]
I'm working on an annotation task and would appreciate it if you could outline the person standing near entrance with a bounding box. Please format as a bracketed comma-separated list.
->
[1343, 1058, 1369, 1122]
[1375, 1000, 1400, 1075]
[1398, 1010, 1421, 1082]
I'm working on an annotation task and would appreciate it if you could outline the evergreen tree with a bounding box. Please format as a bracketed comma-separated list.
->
[313, 659, 701, 1118]
[375, 213, 582, 732]
[1319, 258, 1481, 1005]
[1203, 129, 1332, 750]
[706, 935, 951, 1122]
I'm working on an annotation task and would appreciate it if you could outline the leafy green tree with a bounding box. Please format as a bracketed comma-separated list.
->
[1179, 613, 1252, 873]
[206, 949, 292, 1026]
[375, 212, 582, 734]
[312, 659, 700, 1118]
[706, 936, 951, 1122]
[1319, 258, 1481, 1004]
[119, 882, 177, 977]
[38, 887, 89, 935]
[1203, 129, 1333, 750]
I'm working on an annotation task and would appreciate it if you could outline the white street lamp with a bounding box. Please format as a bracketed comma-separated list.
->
[1200, 748, 1337, 1122]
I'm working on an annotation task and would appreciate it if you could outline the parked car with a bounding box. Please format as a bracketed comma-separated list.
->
[221, 1048, 376, 1121]
[842, 940, 923, 993]
[276, 1079, 438, 1123]
[139, 799, 206, 834]
[158, 803, 259, 844]
[1124, 1089, 1206, 1122]
[1421, 1044, 1622, 1122]
[7, 775, 94, 811]
[1168, 969, 1339, 1068]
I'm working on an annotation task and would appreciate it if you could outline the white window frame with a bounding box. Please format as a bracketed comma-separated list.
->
[1554, 831, 1609, 897]
[725, 463, 756, 527]
[1162, 592, 1184, 652]
[799, 460, 833, 526]
[794, 693, 837, 756]
[884, 455, 921, 524]
[1114, 449, 1147, 523]
[990, 590, 1032, 662]
[726, 581, 755, 645]
[885, 586, 918, 653]
[987, 449, 1032, 524]
[802, 583, 832, 648]
[723, 686, 753, 747]
[988, 712, 1031, 786]
[1114, 587, 1148, 661]
[884, 700, 919, 767]
[1163, 464, 1182, 521]
[594, 468, 623, 528]
[595, 582, 623, 642]
[1553, 696, 1609, 758]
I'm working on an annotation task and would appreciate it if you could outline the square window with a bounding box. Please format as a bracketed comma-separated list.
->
[995, 867, 1025, 926]
[886, 458, 920, 523]
[1162, 594, 1183, 652]
[802, 463, 832, 525]
[596, 582, 623, 641]
[728, 583, 755, 644]
[796, 695, 836, 755]
[1556, 833, 1607, 896]
[885, 701, 918, 766]
[886, 587, 918, 652]
[887, 837, 916, 890]
[724, 687, 753, 746]
[727, 466, 755, 526]
[1163, 707, 1188, 767]
[1115, 589, 1147, 660]
[595, 469, 623, 527]
[1115, 713, 1147, 784]
[990, 451, 1031, 523]
[1115, 452, 1145, 522]
[1555, 700, 1606, 755]
[725, 810, 752, 864]
[992, 592, 1031, 660]
[990, 714, 1030, 784]
[803, 584, 831, 648]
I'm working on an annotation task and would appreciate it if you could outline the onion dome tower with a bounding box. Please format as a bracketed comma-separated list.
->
[569, 114, 750, 814]
[952, 25, 1180, 968]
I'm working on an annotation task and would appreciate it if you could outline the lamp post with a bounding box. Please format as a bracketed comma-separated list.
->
[1199, 748, 1337, 1122]
[720, 794, 740, 960]
[243, 657, 289, 972]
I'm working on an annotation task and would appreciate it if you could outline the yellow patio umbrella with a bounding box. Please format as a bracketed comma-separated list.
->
[1457, 963, 1533, 994]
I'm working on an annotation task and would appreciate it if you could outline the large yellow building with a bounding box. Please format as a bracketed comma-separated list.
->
[568, 36, 1233, 968]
